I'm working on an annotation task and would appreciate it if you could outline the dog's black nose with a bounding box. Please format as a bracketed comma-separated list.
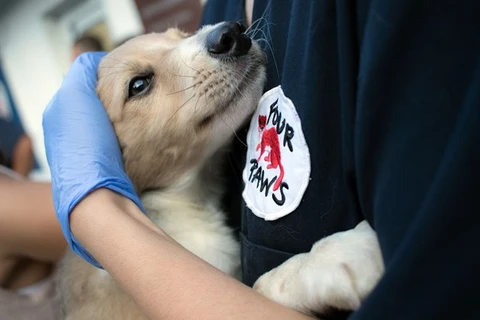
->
[206, 22, 252, 57]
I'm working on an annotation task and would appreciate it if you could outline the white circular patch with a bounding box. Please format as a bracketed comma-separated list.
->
[242, 86, 311, 221]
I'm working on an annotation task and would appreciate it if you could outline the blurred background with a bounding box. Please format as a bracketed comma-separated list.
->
[0, 0, 205, 181]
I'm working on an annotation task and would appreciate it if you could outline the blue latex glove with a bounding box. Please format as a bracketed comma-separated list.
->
[43, 52, 145, 267]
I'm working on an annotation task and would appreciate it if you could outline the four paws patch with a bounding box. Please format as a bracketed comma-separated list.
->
[242, 86, 311, 221]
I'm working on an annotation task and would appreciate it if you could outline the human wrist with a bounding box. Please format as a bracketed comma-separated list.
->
[69, 188, 172, 262]
[70, 188, 142, 237]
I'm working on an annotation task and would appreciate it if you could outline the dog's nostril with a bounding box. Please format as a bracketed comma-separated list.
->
[207, 22, 252, 57]
[210, 32, 235, 55]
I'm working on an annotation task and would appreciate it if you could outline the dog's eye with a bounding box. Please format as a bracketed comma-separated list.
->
[128, 75, 153, 98]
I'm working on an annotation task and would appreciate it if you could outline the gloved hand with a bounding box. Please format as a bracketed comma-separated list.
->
[43, 52, 145, 267]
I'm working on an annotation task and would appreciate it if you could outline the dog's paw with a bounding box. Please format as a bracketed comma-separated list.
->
[253, 221, 384, 316]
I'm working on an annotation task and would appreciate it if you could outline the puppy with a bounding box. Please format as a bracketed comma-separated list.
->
[59, 21, 266, 319]
[59, 21, 384, 319]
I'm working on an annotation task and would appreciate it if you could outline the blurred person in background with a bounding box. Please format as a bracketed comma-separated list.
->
[0, 109, 64, 294]
[0, 117, 35, 177]
[71, 34, 105, 62]
[0, 33, 105, 293]
[0, 120, 65, 316]
[0, 31, 105, 320]
[1, 9, 109, 320]
[0, 58, 67, 318]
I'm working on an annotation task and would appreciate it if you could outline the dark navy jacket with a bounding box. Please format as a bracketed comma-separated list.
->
[202, 1, 480, 319]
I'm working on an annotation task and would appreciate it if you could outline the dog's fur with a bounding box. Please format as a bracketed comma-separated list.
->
[253, 221, 384, 317]
[59, 22, 384, 319]
[59, 24, 266, 319]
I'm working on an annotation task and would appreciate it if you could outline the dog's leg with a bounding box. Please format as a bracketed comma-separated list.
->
[253, 221, 384, 317]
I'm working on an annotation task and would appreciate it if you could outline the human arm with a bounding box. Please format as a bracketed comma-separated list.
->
[0, 173, 65, 262]
[43, 53, 313, 319]
[71, 188, 313, 320]
[0, 171, 66, 289]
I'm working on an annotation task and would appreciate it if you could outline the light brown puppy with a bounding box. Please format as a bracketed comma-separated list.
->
[59, 21, 384, 319]
[59, 22, 266, 319]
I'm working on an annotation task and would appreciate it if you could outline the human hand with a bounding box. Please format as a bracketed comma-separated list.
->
[43, 52, 144, 267]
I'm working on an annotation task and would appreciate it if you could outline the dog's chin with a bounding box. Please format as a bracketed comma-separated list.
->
[203, 96, 263, 160]
[202, 61, 266, 128]
[194, 41, 266, 126]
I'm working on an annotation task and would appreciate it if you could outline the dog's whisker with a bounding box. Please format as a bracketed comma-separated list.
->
[165, 68, 197, 79]
[256, 38, 279, 80]
[179, 54, 202, 74]
[178, 93, 197, 111]
[219, 112, 247, 148]
[168, 73, 196, 78]
[194, 94, 202, 117]
[250, 19, 268, 39]
[250, 29, 268, 43]
[243, 7, 279, 80]
[246, 0, 271, 37]
[227, 69, 252, 104]
[165, 94, 196, 126]
[245, 17, 267, 36]
[166, 82, 201, 96]
[256, 21, 276, 38]
[251, 23, 274, 40]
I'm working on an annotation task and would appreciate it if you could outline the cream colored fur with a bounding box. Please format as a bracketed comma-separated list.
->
[59, 23, 266, 319]
[253, 221, 384, 317]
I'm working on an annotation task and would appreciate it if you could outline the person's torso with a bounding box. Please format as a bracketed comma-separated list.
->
[0, 118, 26, 168]
[201, 1, 480, 319]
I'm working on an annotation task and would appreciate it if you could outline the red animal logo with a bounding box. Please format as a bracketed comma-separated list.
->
[256, 115, 284, 191]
